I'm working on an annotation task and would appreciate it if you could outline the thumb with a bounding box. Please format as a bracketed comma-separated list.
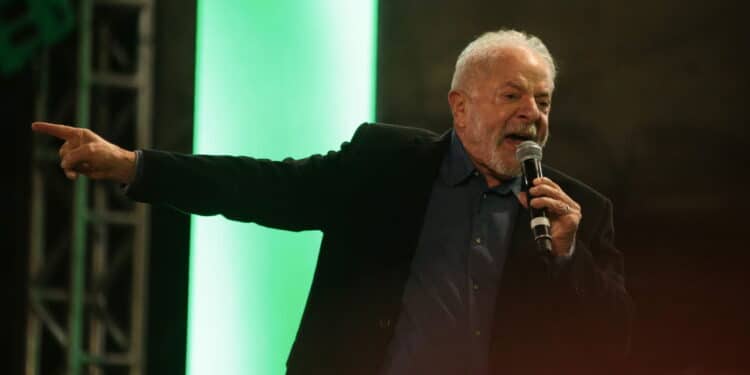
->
[64, 170, 79, 180]
[61, 145, 93, 172]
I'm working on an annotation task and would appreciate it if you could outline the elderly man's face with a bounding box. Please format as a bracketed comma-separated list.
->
[450, 47, 553, 184]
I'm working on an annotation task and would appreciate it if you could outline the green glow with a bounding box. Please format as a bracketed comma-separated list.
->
[189, 1, 377, 374]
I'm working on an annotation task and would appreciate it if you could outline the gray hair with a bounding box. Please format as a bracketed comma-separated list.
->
[450, 29, 557, 91]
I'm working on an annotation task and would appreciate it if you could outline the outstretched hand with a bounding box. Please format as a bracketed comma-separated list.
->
[518, 177, 582, 257]
[31, 122, 137, 184]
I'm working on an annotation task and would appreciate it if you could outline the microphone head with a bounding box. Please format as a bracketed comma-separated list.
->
[515, 140, 543, 162]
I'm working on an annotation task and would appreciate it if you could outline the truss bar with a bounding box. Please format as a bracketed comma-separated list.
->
[25, 41, 50, 375]
[129, 3, 153, 374]
[99, 310, 130, 348]
[94, 0, 148, 7]
[68, 0, 93, 373]
[88, 210, 138, 225]
[26, 0, 155, 373]
[83, 353, 133, 366]
[34, 288, 68, 302]
[91, 72, 138, 88]
[89, 184, 107, 375]
[29, 299, 68, 347]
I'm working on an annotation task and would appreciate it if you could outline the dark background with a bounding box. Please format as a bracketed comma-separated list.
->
[3, 0, 749, 373]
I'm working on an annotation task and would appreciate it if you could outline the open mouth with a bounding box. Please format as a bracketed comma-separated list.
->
[505, 133, 535, 143]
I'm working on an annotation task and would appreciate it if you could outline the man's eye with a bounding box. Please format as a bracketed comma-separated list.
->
[503, 93, 518, 100]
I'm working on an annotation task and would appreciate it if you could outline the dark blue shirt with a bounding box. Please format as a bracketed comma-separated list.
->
[380, 132, 522, 375]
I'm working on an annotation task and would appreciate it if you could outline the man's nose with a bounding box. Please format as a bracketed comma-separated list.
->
[516, 96, 541, 121]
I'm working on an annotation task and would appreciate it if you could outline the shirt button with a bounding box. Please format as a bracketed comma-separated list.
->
[473, 171, 480, 177]
[482, 193, 487, 199]
[472, 282, 480, 291]
[474, 330, 481, 336]
[474, 237, 481, 244]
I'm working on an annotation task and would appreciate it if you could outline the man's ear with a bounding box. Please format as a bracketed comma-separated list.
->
[448, 90, 467, 129]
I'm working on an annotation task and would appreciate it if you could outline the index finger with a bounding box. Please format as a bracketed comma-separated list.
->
[31, 122, 82, 141]
[533, 176, 561, 190]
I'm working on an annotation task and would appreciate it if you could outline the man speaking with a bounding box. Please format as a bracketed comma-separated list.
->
[33, 29, 632, 374]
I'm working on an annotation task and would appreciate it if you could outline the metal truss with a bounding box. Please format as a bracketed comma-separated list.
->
[26, 0, 154, 374]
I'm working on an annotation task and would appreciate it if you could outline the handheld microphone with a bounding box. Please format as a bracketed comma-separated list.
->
[516, 141, 553, 254]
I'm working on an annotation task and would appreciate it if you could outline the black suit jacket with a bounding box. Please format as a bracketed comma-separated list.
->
[128, 123, 632, 374]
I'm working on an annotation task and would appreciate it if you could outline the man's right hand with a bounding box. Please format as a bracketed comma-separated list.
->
[31, 122, 137, 184]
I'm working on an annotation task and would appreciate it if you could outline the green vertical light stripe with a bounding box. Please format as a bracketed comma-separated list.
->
[189, 1, 377, 374]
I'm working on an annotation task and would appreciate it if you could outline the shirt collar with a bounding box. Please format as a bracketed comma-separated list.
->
[442, 130, 522, 196]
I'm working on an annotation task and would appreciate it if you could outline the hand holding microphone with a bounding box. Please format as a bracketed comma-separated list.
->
[516, 141, 582, 257]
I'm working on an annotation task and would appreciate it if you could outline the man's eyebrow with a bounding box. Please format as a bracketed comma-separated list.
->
[503, 81, 525, 91]
[499, 81, 552, 98]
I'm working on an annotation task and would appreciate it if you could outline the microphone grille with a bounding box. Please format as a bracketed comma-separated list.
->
[515, 140, 543, 162]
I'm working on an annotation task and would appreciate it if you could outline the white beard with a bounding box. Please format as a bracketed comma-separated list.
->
[466, 122, 548, 179]
[487, 147, 522, 177]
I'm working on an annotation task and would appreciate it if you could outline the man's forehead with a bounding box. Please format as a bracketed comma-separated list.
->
[476, 47, 552, 81]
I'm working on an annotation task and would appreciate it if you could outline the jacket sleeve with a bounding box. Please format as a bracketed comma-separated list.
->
[561, 197, 634, 361]
[125, 138, 358, 232]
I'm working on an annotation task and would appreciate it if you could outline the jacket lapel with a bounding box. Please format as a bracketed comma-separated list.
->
[387, 131, 451, 261]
